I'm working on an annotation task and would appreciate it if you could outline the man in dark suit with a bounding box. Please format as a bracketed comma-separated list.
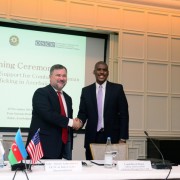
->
[26, 64, 81, 160]
[77, 61, 129, 160]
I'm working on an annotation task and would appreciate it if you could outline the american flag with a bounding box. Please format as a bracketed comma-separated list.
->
[26, 129, 44, 164]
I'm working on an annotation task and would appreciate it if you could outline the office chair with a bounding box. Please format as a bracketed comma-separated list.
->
[90, 143, 128, 160]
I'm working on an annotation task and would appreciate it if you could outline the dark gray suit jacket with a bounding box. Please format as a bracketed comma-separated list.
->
[78, 81, 129, 148]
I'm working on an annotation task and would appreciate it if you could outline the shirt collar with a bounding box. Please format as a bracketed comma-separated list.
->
[51, 85, 63, 94]
[95, 81, 107, 89]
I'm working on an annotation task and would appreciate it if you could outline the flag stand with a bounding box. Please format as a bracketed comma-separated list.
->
[12, 168, 29, 180]
[11, 161, 31, 180]
[11, 159, 44, 180]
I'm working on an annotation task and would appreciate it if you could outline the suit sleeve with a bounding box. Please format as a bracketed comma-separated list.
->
[77, 88, 88, 125]
[118, 85, 129, 139]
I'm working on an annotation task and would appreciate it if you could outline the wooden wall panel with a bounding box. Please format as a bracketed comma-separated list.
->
[171, 65, 180, 94]
[171, 38, 180, 63]
[122, 61, 144, 92]
[122, 32, 145, 59]
[9, 0, 39, 20]
[147, 63, 168, 93]
[40, 0, 67, 23]
[127, 94, 144, 130]
[147, 96, 168, 131]
[122, 9, 145, 32]
[147, 12, 169, 34]
[96, 5, 121, 30]
[147, 35, 168, 61]
[113, 61, 118, 83]
[0, 0, 8, 17]
[171, 97, 180, 131]
[171, 15, 180, 36]
[69, 1, 95, 26]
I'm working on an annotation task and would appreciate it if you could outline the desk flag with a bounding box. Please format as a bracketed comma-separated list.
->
[8, 129, 28, 165]
[26, 129, 44, 164]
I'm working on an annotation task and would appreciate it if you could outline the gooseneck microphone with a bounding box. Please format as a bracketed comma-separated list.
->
[144, 131, 172, 169]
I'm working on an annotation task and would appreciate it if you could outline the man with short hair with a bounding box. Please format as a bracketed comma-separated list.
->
[77, 61, 129, 160]
[26, 64, 81, 160]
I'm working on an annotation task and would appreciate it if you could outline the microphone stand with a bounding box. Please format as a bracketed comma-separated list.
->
[144, 131, 172, 169]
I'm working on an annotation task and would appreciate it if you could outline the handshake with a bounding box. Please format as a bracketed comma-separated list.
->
[72, 118, 83, 130]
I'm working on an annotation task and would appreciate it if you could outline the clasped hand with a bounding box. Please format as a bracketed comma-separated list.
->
[72, 118, 82, 130]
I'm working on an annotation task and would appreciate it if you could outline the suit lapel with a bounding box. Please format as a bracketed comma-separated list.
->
[91, 83, 98, 114]
[63, 92, 71, 117]
[104, 81, 111, 112]
[47, 85, 72, 117]
[47, 85, 60, 112]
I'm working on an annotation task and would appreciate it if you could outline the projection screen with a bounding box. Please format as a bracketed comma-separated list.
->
[0, 22, 108, 132]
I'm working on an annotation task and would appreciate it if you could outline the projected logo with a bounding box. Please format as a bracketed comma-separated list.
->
[35, 40, 55, 47]
[9, 35, 19, 46]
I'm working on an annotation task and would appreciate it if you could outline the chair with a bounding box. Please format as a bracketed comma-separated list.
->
[90, 143, 128, 160]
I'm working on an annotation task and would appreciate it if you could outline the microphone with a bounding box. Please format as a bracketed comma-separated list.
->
[144, 131, 172, 169]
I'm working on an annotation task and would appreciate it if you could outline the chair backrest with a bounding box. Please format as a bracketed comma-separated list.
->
[90, 143, 128, 160]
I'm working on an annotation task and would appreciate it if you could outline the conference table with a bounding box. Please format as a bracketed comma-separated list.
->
[1, 160, 180, 180]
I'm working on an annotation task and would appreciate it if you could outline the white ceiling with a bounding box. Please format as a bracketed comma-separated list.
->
[113, 0, 180, 10]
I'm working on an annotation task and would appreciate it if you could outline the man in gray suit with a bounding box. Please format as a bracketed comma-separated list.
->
[77, 61, 129, 160]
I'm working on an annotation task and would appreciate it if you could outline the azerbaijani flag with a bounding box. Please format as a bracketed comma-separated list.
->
[15, 129, 28, 159]
[8, 142, 23, 165]
[8, 129, 28, 165]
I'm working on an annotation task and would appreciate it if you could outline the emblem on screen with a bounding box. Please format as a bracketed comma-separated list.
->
[9, 35, 19, 46]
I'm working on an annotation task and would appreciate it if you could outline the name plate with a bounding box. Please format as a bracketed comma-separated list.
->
[117, 160, 152, 171]
[45, 160, 82, 172]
